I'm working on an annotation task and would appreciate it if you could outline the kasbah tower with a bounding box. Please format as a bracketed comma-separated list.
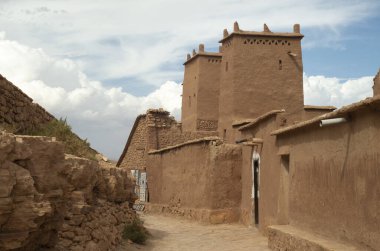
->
[181, 22, 304, 142]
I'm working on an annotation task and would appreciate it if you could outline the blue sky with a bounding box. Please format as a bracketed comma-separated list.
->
[0, 0, 379, 159]
[303, 15, 380, 78]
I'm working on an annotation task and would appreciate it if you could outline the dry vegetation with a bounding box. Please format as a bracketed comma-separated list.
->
[1, 118, 97, 160]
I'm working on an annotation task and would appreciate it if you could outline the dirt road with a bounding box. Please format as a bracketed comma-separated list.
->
[118, 213, 270, 251]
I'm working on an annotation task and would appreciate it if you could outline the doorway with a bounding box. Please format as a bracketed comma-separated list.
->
[251, 151, 260, 226]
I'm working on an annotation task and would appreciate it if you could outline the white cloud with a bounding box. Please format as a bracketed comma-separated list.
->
[303, 74, 374, 107]
[0, 0, 378, 159]
[0, 34, 182, 159]
[0, 0, 378, 86]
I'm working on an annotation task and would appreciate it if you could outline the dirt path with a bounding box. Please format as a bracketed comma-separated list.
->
[118, 213, 270, 251]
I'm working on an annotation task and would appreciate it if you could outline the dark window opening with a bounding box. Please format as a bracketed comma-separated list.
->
[279, 60, 282, 70]
[225, 62, 229, 71]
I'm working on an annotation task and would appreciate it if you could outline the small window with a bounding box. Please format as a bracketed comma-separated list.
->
[279, 60, 282, 70]
[225, 62, 229, 71]
[188, 96, 191, 107]
[223, 129, 227, 139]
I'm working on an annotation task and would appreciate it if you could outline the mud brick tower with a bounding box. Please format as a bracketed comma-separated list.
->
[181, 44, 222, 132]
[218, 23, 305, 142]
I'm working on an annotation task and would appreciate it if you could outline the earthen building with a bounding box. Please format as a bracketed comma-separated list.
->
[118, 22, 380, 250]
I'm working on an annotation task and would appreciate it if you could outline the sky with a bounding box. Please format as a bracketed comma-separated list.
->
[0, 0, 379, 160]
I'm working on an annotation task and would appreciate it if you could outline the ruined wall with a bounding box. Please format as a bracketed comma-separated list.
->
[0, 75, 54, 132]
[277, 108, 380, 250]
[146, 140, 242, 223]
[0, 133, 135, 251]
[218, 24, 304, 143]
[118, 115, 147, 170]
[147, 109, 218, 150]
[117, 109, 217, 170]
[373, 69, 380, 96]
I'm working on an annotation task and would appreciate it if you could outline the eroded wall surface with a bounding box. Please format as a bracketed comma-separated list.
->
[146, 141, 242, 223]
[0, 75, 54, 132]
[119, 109, 218, 170]
[0, 133, 135, 251]
[277, 109, 380, 250]
[147, 110, 218, 151]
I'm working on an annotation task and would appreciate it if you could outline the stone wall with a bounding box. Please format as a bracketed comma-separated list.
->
[0, 132, 135, 251]
[0, 75, 54, 132]
[146, 109, 218, 151]
[118, 109, 218, 170]
[118, 115, 147, 170]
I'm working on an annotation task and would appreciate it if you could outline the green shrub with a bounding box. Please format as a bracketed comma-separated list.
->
[122, 219, 149, 244]
[21, 118, 97, 160]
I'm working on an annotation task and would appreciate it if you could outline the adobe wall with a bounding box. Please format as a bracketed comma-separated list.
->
[182, 51, 221, 132]
[277, 108, 380, 250]
[373, 69, 380, 96]
[118, 115, 147, 170]
[146, 140, 242, 223]
[218, 26, 304, 143]
[0, 75, 54, 132]
[239, 115, 285, 231]
[181, 58, 199, 131]
[218, 36, 235, 141]
[195, 55, 221, 131]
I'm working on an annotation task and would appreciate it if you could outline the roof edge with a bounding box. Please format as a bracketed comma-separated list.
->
[272, 96, 380, 136]
[304, 105, 336, 110]
[148, 136, 221, 155]
[219, 31, 304, 43]
[238, 109, 285, 131]
[184, 52, 222, 65]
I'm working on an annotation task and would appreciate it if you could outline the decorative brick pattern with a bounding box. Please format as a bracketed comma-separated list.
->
[196, 119, 218, 131]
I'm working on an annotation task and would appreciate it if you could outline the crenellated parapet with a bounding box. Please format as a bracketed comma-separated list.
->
[219, 22, 303, 54]
[184, 43, 222, 65]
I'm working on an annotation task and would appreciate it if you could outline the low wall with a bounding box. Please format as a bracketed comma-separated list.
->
[0, 75, 54, 132]
[0, 132, 135, 251]
[146, 139, 242, 223]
